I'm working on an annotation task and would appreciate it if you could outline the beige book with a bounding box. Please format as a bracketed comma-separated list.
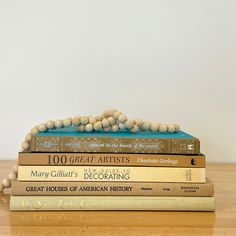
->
[18, 166, 206, 183]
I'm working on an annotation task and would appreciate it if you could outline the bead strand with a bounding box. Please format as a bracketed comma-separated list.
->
[0, 108, 180, 193]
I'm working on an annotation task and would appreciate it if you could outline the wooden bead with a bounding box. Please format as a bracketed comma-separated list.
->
[55, 120, 63, 128]
[135, 119, 143, 127]
[103, 109, 116, 118]
[104, 126, 111, 132]
[150, 123, 160, 132]
[114, 111, 122, 119]
[21, 142, 29, 150]
[131, 125, 139, 133]
[80, 116, 89, 125]
[46, 120, 55, 129]
[95, 115, 103, 121]
[77, 125, 85, 132]
[38, 123, 47, 132]
[102, 119, 109, 128]
[0, 182, 4, 192]
[63, 118, 72, 127]
[159, 124, 168, 133]
[108, 117, 116, 126]
[94, 121, 102, 131]
[142, 121, 151, 131]
[13, 165, 18, 173]
[111, 124, 119, 132]
[2, 178, 11, 188]
[89, 117, 96, 125]
[118, 123, 126, 130]
[85, 124, 93, 132]
[174, 124, 180, 132]
[8, 171, 17, 180]
[125, 120, 134, 129]
[25, 134, 32, 142]
[167, 124, 176, 133]
[118, 114, 127, 123]
[72, 116, 80, 126]
[30, 127, 39, 135]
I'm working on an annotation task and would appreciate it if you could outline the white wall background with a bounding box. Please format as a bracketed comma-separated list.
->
[0, 0, 235, 162]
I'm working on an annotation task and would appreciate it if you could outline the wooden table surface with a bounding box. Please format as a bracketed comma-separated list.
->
[0, 161, 236, 236]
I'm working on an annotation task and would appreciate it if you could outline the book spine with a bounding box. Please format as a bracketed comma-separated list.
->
[17, 166, 206, 183]
[10, 196, 215, 211]
[29, 135, 200, 154]
[18, 152, 205, 168]
[11, 181, 214, 196]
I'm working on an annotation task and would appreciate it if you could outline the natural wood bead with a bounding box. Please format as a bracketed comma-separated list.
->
[150, 123, 160, 132]
[135, 119, 143, 127]
[2, 178, 11, 188]
[103, 109, 116, 118]
[21, 142, 29, 150]
[46, 120, 55, 129]
[30, 127, 39, 135]
[72, 116, 80, 126]
[104, 126, 111, 132]
[80, 116, 89, 125]
[95, 115, 103, 121]
[114, 111, 122, 120]
[174, 124, 180, 131]
[8, 171, 17, 180]
[142, 121, 151, 131]
[167, 124, 176, 133]
[55, 120, 63, 128]
[13, 165, 18, 173]
[108, 117, 116, 126]
[88, 117, 96, 125]
[131, 125, 139, 133]
[85, 124, 93, 132]
[0, 182, 4, 192]
[111, 124, 119, 132]
[118, 114, 127, 123]
[63, 118, 72, 127]
[159, 124, 168, 133]
[38, 123, 47, 132]
[77, 125, 85, 132]
[25, 134, 32, 142]
[102, 119, 109, 128]
[94, 121, 102, 131]
[118, 123, 126, 130]
[125, 120, 134, 129]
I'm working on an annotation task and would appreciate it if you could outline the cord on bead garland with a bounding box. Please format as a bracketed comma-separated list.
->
[0, 109, 180, 193]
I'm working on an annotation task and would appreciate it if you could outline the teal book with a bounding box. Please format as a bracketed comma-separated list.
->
[28, 127, 200, 154]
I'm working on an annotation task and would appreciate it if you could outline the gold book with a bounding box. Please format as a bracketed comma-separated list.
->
[10, 196, 215, 211]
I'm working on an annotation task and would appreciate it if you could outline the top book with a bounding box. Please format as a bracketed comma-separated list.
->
[28, 127, 200, 155]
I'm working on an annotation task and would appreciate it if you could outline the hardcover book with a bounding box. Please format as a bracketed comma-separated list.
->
[28, 127, 200, 154]
[10, 196, 215, 211]
[18, 152, 205, 168]
[17, 166, 206, 183]
[11, 179, 213, 196]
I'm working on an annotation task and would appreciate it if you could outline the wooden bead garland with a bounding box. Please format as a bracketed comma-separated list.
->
[0, 108, 180, 192]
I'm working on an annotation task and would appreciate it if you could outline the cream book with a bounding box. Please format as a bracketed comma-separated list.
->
[10, 196, 215, 211]
[17, 166, 206, 183]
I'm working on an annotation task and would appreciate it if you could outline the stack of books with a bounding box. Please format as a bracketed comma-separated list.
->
[10, 126, 215, 211]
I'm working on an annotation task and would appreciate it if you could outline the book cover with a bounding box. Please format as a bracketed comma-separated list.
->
[11, 179, 213, 196]
[10, 196, 215, 211]
[28, 127, 200, 154]
[18, 152, 205, 168]
[17, 166, 206, 183]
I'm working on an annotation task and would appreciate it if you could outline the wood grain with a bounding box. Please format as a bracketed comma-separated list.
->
[0, 161, 236, 235]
